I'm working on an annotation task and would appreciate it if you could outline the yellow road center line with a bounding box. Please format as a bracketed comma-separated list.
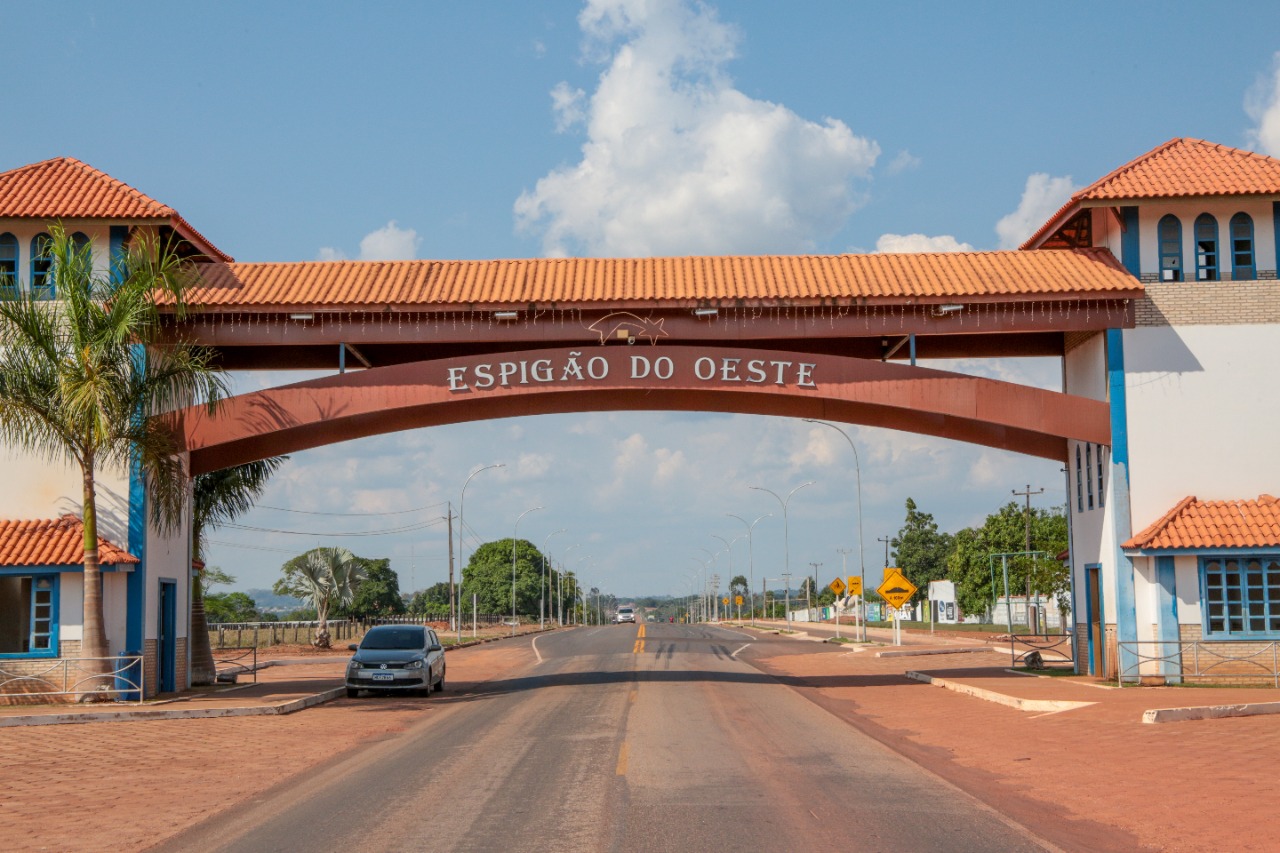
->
[615, 741, 629, 775]
[629, 689, 637, 703]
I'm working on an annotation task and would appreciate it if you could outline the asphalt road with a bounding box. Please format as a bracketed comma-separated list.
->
[159, 624, 1050, 853]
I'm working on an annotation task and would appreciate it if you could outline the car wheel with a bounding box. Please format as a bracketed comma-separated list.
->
[346, 687, 359, 699]
[437, 668, 446, 693]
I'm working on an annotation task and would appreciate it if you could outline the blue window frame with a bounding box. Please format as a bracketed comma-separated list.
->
[1158, 215, 1182, 281]
[0, 572, 59, 657]
[1075, 445, 1083, 512]
[1085, 444, 1094, 510]
[1194, 214, 1219, 281]
[30, 234, 53, 299]
[1096, 444, 1105, 508]
[0, 232, 17, 297]
[1202, 556, 1280, 638]
[1229, 213, 1256, 280]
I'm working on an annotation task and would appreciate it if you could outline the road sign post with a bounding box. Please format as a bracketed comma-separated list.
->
[876, 568, 917, 646]
[828, 577, 846, 639]
[845, 576, 863, 641]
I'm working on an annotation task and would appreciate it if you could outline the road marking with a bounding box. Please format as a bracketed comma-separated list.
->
[615, 741, 629, 776]
[532, 634, 543, 664]
[632, 638, 645, 654]
[629, 689, 637, 704]
[730, 643, 751, 658]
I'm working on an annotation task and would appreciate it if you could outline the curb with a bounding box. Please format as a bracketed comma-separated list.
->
[0, 687, 346, 728]
[1142, 700, 1280, 724]
[876, 647, 993, 658]
[905, 671, 1095, 714]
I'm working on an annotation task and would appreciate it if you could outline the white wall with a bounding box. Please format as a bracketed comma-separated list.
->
[0, 219, 116, 293]
[1124, 323, 1280, 529]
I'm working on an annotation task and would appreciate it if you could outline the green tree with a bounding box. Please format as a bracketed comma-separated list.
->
[347, 557, 405, 619]
[947, 501, 1069, 623]
[273, 547, 365, 647]
[890, 498, 955, 603]
[190, 458, 286, 684]
[728, 575, 748, 597]
[408, 582, 451, 617]
[0, 226, 225, 683]
[204, 591, 260, 623]
[461, 539, 548, 617]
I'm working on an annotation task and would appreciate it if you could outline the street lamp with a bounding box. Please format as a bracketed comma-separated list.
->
[561, 543, 582, 625]
[695, 546, 717, 623]
[804, 419, 868, 642]
[750, 481, 813, 627]
[458, 463, 504, 639]
[728, 513, 770, 626]
[540, 528, 566, 629]
[512, 506, 544, 636]
[711, 533, 743, 623]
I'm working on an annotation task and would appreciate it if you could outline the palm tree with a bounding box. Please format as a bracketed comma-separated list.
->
[0, 225, 225, 686]
[280, 547, 364, 648]
[190, 458, 286, 684]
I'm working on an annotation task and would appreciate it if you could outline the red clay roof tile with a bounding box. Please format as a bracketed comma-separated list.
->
[0, 157, 232, 262]
[1023, 138, 1280, 249]
[1125, 495, 1280, 550]
[179, 248, 1139, 310]
[0, 515, 138, 567]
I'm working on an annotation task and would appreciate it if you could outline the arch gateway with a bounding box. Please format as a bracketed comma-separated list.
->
[3, 137, 1280, 697]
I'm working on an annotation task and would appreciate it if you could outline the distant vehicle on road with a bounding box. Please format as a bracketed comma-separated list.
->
[345, 625, 445, 698]
[614, 607, 636, 624]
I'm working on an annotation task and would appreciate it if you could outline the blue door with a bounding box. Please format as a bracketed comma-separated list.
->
[1084, 565, 1104, 676]
[158, 580, 177, 693]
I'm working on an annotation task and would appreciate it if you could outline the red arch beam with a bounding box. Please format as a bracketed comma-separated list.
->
[177, 346, 1110, 475]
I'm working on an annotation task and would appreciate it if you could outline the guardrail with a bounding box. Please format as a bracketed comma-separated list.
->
[1008, 633, 1074, 668]
[212, 647, 258, 684]
[212, 620, 355, 648]
[0, 655, 144, 703]
[1118, 641, 1280, 686]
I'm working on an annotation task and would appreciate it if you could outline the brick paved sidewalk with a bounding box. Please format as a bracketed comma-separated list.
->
[750, 645, 1280, 853]
[0, 639, 540, 853]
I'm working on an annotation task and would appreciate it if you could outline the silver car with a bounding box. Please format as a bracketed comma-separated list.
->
[345, 625, 446, 698]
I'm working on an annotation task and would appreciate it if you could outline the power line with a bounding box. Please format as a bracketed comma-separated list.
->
[251, 500, 450, 517]
[221, 516, 448, 537]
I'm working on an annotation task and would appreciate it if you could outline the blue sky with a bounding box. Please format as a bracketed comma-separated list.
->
[6, 1, 1280, 598]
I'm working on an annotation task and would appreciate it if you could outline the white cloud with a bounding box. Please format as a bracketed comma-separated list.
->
[551, 81, 587, 132]
[1246, 52, 1280, 157]
[517, 452, 553, 478]
[875, 233, 974, 253]
[515, 0, 880, 257]
[317, 220, 420, 262]
[886, 149, 921, 175]
[994, 173, 1078, 249]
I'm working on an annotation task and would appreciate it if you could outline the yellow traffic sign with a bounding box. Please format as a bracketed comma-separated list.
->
[877, 568, 917, 609]
[828, 576, 846, 596]
[722, 597, 730, 605]
[734, 595, 744, 606]
[846, 576, 863, 596]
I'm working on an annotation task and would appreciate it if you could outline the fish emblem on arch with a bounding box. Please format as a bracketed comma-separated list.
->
[587, 312, 669, 346]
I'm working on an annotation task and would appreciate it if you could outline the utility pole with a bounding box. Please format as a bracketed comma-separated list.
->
[808, 561, 823, 619]
[836, 547, 852, 635]
[877, 535, 891, 567]
[1013, 484, 1045, 632]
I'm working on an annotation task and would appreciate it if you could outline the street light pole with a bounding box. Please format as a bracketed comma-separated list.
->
[750, 482, 813, 628]
[728, 513, 770, 626]
[711, 534, 742, 623]
[804, 419, 867, 640]
[458, 463, 504, 642]
[540, 528, 566, 630]
[561, 543, 581, 626]
[511, 507, 544, 636]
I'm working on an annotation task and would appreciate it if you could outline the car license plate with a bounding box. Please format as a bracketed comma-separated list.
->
[372, 672, 395, 681]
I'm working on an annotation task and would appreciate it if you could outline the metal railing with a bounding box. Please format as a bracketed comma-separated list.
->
[212, 620, 355, 649]
[212, 647, 258, 684]
[1008, 633, 1074, 668]
[1118, 641, 1280, 686]
[0, 655, 144, 703]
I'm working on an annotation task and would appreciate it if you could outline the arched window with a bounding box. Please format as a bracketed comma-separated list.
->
[1086, 444, 1094, 509]
[1230, 213, 1256, 280]
[0, 233, 17, 294]
[1075, 445, 1083, 512]
[1158, 215, 1182, 281]
[30, 235, 53, 299]
[1195, 214, 1219, 281]
[1096, 444, 1105, 508]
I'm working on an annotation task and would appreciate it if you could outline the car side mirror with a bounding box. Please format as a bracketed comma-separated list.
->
[428, 644, 444, 653]
[347, 644, 358, 651]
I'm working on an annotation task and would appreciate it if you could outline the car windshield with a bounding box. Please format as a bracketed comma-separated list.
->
[619, 609, 632, 614]
[360, 628, 425, 650]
